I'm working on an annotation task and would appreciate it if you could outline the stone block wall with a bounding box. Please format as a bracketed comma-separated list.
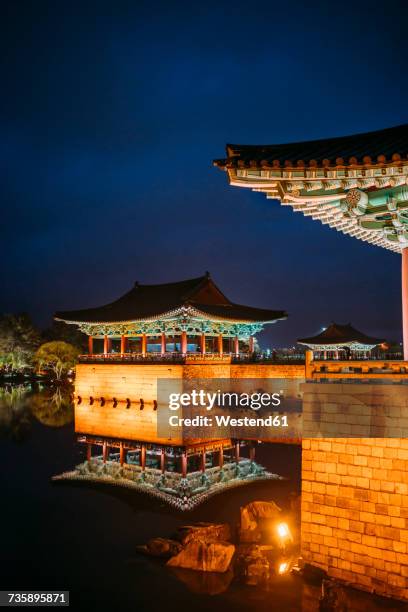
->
[75, 362, 305, 402]
[302, 382, 408, 601]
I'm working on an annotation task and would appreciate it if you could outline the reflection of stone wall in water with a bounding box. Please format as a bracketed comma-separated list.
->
[302, 383, 408, 602]
[75, 400, 185, 445]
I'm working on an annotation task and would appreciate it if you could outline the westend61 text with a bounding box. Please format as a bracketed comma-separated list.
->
[168, 414, 289, 427]
[168, 390, 281, 411]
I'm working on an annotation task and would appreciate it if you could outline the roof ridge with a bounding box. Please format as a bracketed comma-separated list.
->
[226, 123, 408, 151]
[133, 274, 207, 289]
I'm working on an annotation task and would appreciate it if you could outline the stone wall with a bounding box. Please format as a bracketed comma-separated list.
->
[74, 362, 305, 446]
[75, 362, 305, 401]
[75, 363, 184, 403]
[302, 383, 408, 601]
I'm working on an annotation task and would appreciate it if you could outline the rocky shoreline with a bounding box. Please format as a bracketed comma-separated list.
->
[138, 500, 298, 585]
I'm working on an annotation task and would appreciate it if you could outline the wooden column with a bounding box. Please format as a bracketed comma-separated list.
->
[403, 248, 408, 360]
[88, 336, 93, 355]
[218, 334, 223, 355]
[141, 444, 146, 470]
[181, 331, 187, 354]
[219, 446, 224, 468]
[249, 443, 255, 462]
[248, 336, 254, 353]
[305, 350, 314, 379]
[200, 333, 206, 354]
[120, 335, 127, 354]
[141, 334, 147, 357]
[161, 448, 166, 473]
[201, 448, 206, 473]
[181, 451, 187, 478]
[234, 336, 239, 357]
[161, 333, 166, 356]
[87, 443, 92, 462]
[235, 441, 240, 463]
[102, 441, 108, 463]
[120, 442, 126, 466]
[103, 335, 109, 354]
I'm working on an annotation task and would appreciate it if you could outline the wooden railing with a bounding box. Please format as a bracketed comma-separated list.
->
[78, 352, 234, 364]
[78, 352, 308, 365]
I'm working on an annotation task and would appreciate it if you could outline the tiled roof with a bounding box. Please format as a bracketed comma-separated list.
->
[214, 124, 408, 169]
[298, 322, 384, 346]
[55, 274, 287, 324]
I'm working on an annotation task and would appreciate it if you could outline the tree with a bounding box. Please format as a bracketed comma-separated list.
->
[34, 341, 79, 381]
[0, 314, 41, 373]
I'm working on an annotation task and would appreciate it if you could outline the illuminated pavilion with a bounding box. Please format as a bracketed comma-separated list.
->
[54, 274, 288, 508]
[298, 322, 384, 360]
[55, 273, 287, 359]
[214, 124, 408, 358]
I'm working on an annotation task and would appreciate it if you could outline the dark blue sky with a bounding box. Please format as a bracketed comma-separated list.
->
[2, 0, 407, 347]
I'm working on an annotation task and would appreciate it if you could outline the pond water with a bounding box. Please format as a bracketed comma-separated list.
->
[0, 384, 403, 611]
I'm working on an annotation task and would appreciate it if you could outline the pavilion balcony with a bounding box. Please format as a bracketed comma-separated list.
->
[78, 351, 310, 365]
[78, 351, 236, 364]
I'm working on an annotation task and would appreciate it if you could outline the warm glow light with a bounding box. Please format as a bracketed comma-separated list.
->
[277, 522, 290, 539]
[278, 561, 289, 574]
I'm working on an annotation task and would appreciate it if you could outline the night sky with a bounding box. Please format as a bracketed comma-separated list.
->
[2, 1, 408, 348]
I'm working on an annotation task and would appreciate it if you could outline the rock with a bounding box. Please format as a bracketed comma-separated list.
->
[319, 578, 348, 611]
[235, 545, 270, 586]
[145, 537, 182, 558]
[240, 500, 282, 532]
[239, 500, 289, 546]
[177, 522, 231, 545]
[302, 562, 327, 585]
[167, 540, 235, 573]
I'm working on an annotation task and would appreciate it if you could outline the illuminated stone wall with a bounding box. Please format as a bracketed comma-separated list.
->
[302, 383, 408, 601]
[74, 362, 305, 445]
[75, 362, 305, 401]
[75, 363, 184, 403]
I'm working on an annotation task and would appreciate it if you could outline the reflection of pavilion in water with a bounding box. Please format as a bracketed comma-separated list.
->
[64, 397, 280, 511]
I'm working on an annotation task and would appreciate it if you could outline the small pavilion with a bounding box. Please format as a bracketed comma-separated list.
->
[298, 322, 384, 360]
[55, 273, 286, 358]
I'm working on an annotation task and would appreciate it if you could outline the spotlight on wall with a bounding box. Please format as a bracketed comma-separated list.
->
[126, 398, 131, 409]
[113, 398, 118, 408]
[89, 396, 94, 405]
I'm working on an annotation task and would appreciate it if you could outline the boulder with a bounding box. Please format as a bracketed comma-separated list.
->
[240, 500, 282, 532]
[167, 539, 235, 573]
[177, 522, 231, 545]
[144, 537, 182, 558]
[235, 545, 270, 586]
